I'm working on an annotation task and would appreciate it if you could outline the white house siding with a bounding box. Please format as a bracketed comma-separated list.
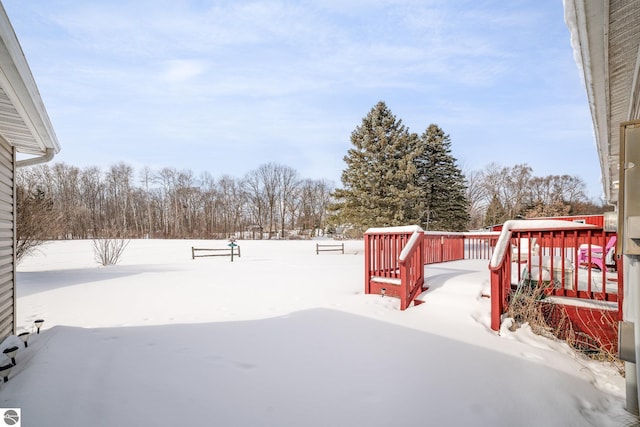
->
[0, 136, 14, 339]
[0, 5, 60, 342]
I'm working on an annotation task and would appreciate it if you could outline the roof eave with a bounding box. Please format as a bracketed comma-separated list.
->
[0, 3, 59, 157]
[564, 0, 613, 203]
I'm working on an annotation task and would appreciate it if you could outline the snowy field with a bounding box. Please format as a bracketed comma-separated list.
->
[0, 239, 634, 426]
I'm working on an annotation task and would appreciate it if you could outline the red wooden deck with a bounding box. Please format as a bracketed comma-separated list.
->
[364, 222, 622, 352]
[364, 226, 426, 310]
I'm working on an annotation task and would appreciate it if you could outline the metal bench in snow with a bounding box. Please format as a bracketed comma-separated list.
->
[315, 243, 344, 254]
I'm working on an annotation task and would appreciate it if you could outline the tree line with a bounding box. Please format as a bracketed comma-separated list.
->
[466, 163, 606, 230]
[17, 162, 334, 246]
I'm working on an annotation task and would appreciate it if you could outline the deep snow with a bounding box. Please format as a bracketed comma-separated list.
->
[0, 239, 633, 426]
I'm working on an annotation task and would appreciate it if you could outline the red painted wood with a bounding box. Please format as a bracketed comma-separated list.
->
[399, 231, 425, 310]
[364, 229, 424, 310]
[364, 233, 371, 295]
[541, 302, 618, 353]
[490, 226, 621, 333]
[365, 225, 622, 350]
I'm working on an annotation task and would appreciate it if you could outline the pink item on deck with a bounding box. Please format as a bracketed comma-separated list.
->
[578, 236, 617, 271]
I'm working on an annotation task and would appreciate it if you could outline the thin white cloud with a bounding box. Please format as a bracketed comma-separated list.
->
[158, 60, 207, 83]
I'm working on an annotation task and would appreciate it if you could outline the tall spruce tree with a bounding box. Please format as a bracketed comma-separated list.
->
[331, 101, 422, 230]
[414, 124, 469, 231]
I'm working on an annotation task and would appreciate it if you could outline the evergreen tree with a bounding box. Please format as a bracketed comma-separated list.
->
[484, 194, 507, 228]
[331, 101, 422, 231]
[414, 124, 469, 231]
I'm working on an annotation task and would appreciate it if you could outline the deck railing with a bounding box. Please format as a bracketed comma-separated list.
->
[489, 222, 622, 331]
[423, 232, 498, 264]
[364, 226, 425, 310]
[365, 228, 496, 309]
[398, 231, 425, 310]
[365, 224, 621, 328]
[423, 233, 464, 264]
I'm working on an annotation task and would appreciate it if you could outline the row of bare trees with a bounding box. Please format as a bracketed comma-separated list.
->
[17, 162, 334, 241]
[17, 159, 605, 252]
[466, 163, 607, 229]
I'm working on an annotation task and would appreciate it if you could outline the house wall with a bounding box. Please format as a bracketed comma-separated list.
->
[0, 137, 14, 339]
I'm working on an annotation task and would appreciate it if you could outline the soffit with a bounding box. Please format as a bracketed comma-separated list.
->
[566, 0, 640, 204]
[0, 4, 59, 157]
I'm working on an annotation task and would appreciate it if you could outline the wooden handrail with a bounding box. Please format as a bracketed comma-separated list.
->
[365, 222, 622, 329]
[398, 231, 425, 310]
[487, 220, 619, 331]
[364, 227, 425, 310]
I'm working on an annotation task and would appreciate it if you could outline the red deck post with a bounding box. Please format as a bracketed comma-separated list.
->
[366, 225, 621, 349]
[364, 232, 371, 295]
[490, 269, 502, 331]
[364, 226, 425, 308]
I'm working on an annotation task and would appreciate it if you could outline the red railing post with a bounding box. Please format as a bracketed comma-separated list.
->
[399, 255, 408, 310]
[364, 232, 371, 295]
[367, 225, 622, 351]
[490, 223, 620, 333]
[490, 269, 501, 331]
[398, 230, 424, 310]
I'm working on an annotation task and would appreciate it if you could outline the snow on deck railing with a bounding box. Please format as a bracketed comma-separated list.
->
[398, 230, 425, 310]
[366, 225, 423, 234]
[365, 227, 493, 309]
[399, 230, 422, 261]
[364, 226, 425, 310]
[488, 220, 621, 331]
[364, 221, 622, 352]
[489, 220, 595, 268]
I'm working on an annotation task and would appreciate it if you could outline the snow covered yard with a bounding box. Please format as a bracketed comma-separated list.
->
[0, 239, 634, 426]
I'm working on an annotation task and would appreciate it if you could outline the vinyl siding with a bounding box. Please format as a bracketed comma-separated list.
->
[0, 137, 14, 339]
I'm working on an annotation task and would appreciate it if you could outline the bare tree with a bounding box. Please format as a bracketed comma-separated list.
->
[105, 162, 134, 233]
[257, 163, 280, 239]
[502, 164, 533, 219]
[16, 161, 317, 241]
[155, 167, 177, 237]
[79, 166, 105, 238]
[50, 163, 85, 238]
[92, 228, 130, 266]
[174, 169, 198, 237]
[277, 165, 300, 239]
[199, 171, 218, 238]
[476, 163, 532, 221]
[138, 166, 156, 237]
[472, 163, 593, 226]
[464, 169, 488, 230]
[553, 175, 588, 207]
[15, 169, 62, 261]
[307, 179, 333, 236]
[242, 170, 267, 239]
[216, 175, 245, 238]
[525, 174, 589, 218]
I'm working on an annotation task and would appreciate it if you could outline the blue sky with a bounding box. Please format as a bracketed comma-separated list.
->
[3, 1, 601, 198]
